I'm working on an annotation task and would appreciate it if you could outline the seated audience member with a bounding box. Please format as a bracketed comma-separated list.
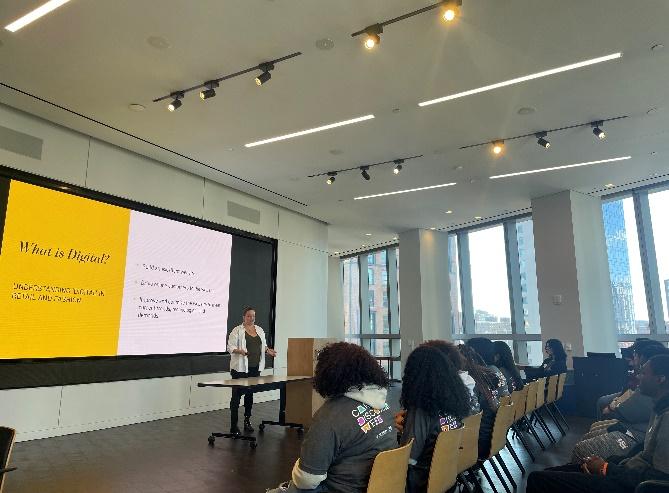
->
[526, 354, 669, 493]
[536, 338, 568, 378]
[492, 341, 524, 393]
[399, 345, 471, 493]
[266, 342, 395, 493]
[572, 344, 668, 462]
[459, 344, 508, 459]
[597, 340, 666, 419]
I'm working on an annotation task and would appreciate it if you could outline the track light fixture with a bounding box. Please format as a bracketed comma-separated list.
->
[536, 131, 550, 148]
[352, 1, 461, 49]
[255, 62, 275, 86]
[492, 140, 505, 155]
[308, 155, 422, 184]
[199, 81, 219, 100]
[167, 91, 184, 112]
[152, 52, 301, 106]
[361, 166, 371, 181]
[363, 24, 382, 50]
[441, 0, 462, 22]
[393, 159, 404, 174]
[591, 121, 606, 140]
[326, 173, 337, 185]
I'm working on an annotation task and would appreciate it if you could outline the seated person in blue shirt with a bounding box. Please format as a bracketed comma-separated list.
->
[266, 342, 395, 493]
[398, 344, 472, 493]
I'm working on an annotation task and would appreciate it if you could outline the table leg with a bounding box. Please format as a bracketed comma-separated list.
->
[260, 382, 304, 433]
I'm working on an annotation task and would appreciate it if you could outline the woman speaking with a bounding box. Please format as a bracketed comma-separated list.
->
[227, 306, 277, 435]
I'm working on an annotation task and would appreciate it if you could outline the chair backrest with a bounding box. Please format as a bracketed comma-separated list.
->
[0, 427, 16, 493]
[488, 404, 515, 457]
[557, 372, 567, 400]
[457, 413, 483, 473]
[525, 380, 538, 413]
[427, 427, 463, 493]
[535, 377, 547, 407]
[367, 439, 413, 493]
[546, 375, 559, 404]
[499, 395, 512, 407]
[510, 386, 528, 423]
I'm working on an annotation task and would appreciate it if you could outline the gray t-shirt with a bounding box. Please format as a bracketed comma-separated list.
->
[400, 407, 462, 492]
[298, 395, 396, 493]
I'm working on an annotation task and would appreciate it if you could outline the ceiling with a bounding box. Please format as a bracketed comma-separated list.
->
[1, 0, 668, 254]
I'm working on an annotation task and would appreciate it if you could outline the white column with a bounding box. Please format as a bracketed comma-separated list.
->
[327, 256, 344, 340]
[531, 190, 618, 364]
[398, 229, 452, 364]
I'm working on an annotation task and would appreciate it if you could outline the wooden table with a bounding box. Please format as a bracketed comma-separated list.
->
[198, 375, 312, 448]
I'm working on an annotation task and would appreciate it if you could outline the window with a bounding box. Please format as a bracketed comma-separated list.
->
[602, 198, 649, 334]
[368, 289, 375, 308]
[368, 268, 375, 285]
[448, 235, 463, 334]
[469, 225, 512, 334]
[342, 257, 360, 339]
[649, 189, 669, 333]
[516, 219, 541, 335]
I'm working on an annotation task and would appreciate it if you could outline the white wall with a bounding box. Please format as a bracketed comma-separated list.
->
[0, 103, 328, 441]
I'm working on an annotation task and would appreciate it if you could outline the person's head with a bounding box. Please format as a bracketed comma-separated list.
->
[422, 340, 464, 371]
[242, 307, 255, 325]
[459, 344, 500, 407]
[313, 342, 389, 398]
[636, 344, 668, 368]
[544, 339, 567, 361]
[633, 340, 666, 369]
[466, 337, 495, 366]
[638, 355, 669, 399]
[400, 345, 470, 418]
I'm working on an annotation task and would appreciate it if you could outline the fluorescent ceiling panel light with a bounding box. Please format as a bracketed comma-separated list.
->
[245, 114, 375, 148]
[418, 52, 622, 107]
[354, 182, 456, 200]
[489, 156, 631, 180]
[5, 0, 72, 32]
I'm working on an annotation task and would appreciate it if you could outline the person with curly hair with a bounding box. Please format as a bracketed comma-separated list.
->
[399, 345, 471, 493]
[266, 342, 395, 493]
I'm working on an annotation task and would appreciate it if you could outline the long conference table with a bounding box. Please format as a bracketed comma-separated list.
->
[198, 375, 312, 448]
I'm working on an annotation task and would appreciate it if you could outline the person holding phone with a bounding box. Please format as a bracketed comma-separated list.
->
[227, 306, 277, 434]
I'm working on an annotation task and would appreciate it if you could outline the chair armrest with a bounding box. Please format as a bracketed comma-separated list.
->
[636, 480, 669, 493]
[0, 467, 17, 474]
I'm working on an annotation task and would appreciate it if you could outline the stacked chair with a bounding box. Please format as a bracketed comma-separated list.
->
[0, 427, 17, 493]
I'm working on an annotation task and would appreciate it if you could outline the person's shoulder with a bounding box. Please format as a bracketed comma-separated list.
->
[229, 325, 243, 334]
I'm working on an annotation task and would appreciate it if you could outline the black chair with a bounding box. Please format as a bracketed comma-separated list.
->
[0, 427, 17, 493]
[635, 480, 669, 492]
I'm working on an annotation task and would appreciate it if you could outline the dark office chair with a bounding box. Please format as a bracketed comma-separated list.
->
[0, 427, 17, 493]
[635, 480, 669, 492]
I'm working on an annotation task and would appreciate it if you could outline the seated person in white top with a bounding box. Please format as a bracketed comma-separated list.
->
[227, 306, 277, 434]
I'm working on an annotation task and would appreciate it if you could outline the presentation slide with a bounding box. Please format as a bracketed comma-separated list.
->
[0, 178, 232, 359]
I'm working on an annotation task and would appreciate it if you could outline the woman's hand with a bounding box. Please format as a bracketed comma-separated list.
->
[394, 409, 407, 434]
[266, 347, 277, 357]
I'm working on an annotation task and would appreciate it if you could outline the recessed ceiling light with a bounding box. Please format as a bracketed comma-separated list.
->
[474, 216, 482, 220]
[517, 107, 536, 115]
[604, 183, 615, 189]
[430, 227, 437, 230]
[315, 38, 335, 50]
[453, 165, 464, 171]
[354, 182, 456, 200]
[651, 151, 658, 156]
[418, 53, 622, 107]
[651, 43, 664, 52]
[245, 114, 375, 147]
[365, 233, 372, 236]
[128, 103, 145, 112]
[5, 0, 72, 32]
[362, 244, 367, 247]
[489, 156, 631, 179]
[445, 210, 453, 214]
[334, 251, 340, 255]
[147, 35, 170, 50]
[392, 237, 398, 241]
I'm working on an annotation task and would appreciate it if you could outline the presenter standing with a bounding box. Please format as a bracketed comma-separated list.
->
[227, 306, 277, 434]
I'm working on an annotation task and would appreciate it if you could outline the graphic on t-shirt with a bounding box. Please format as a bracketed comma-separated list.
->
[351, 403, 390, 434]
[439, 414, 460, 431]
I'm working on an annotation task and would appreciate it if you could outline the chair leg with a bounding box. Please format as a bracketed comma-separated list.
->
[457, 473, 475, 493]
[522, 416, 545, 451]
[533, 410, 556, 444]
[465, 469, 484, 493]
[544, 404, 566, 436]
[551, 402, 570, 430]
[489, 457, 512, 493]
[495, 454, 517, 491]
[479, 462, 500, 493]
[505, 439, 526, 475]
[511, 424, 536, 462]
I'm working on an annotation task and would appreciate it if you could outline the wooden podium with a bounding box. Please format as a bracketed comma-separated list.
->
[285, 338, 336, 428]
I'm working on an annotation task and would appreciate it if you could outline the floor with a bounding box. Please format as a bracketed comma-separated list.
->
[5, 385, 590, 493]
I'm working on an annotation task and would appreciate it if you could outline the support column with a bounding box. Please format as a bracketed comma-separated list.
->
[398, 229, 452, 364]
[326, 256, 344, 340]
[531, 191, 618, 365]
